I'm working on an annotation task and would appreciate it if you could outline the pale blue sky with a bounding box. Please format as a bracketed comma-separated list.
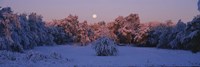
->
[0, 0, 199, 23]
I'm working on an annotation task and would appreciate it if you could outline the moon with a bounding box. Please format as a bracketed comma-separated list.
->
[92, 14, 97, 19]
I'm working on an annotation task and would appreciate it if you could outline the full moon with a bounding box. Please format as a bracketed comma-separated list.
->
[92, 14, 97, 19]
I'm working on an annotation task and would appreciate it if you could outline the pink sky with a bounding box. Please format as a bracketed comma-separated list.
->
[0, 0, 199, 23]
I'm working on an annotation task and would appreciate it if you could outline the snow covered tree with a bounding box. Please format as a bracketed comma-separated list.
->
[133, 23, 149, 45]
[145, 22, 161, 47]
[168, 20, 186, 49]
[146, 17, 199, 53]
[28, 13, 55, 46]
[107, 14, 141, 45]
[145, 21, 175, 48]
[47, 25, 72, 44]
[180, 16, 200, 53]
[0, 7, 55, 52]
[46, 19, 73, 45]
[90, 21, 118, 43]
[0, 7, 24, 52]
[46, 15, 93, 45]
[77, 21, 91, 45]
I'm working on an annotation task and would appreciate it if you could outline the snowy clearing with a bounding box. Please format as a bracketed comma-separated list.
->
[0, 45, 200, 67]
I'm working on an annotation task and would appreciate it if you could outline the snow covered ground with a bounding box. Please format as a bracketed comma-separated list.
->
[0, 44, 200, 67]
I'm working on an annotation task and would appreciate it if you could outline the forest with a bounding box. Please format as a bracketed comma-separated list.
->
[0, 7, 200, 53]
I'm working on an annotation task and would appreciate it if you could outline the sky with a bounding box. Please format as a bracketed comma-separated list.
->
[0, 0, 199, 23]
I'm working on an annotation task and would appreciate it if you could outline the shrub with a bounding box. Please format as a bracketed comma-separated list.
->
[0, 50, 18, 61]
[92, 37, 118, 56]
[25, 51, 48, 62]
[25, 51, 65, 63]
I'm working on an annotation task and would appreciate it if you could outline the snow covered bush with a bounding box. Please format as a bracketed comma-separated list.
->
[25, 51, 48, 62]
[0, 50, 69, 64]
[0, 50, 19, 61]
[25, 51, 68, 63]
[92, 37, 118, 56]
